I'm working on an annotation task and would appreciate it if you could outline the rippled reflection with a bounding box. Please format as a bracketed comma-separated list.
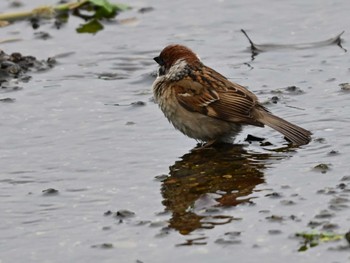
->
[161, 143, 285, 235]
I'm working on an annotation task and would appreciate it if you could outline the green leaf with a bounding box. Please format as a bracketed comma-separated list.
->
[87, 0, 130, 19]
[76, 19, 104, 34]
[88, 0, 114, 12]
[112, 3, 131, 11]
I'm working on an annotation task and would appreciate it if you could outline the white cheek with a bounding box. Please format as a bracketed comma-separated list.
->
[167, 59, 188, 80]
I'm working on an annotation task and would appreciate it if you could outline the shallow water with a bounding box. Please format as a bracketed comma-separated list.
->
[1, 0, 350, 262]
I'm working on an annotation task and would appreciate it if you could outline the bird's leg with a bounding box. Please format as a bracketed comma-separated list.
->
[192, 139, 218, 151]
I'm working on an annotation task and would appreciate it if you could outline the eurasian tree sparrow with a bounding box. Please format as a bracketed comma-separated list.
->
[152, 44, 311, 146]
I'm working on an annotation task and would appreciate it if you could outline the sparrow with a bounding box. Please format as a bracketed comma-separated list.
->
[152, 44, 312, 146]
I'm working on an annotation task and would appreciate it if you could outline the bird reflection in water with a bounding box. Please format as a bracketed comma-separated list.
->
[160, 143, 284, 235]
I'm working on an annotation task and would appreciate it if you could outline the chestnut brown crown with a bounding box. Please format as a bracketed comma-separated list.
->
[154, 45, 200, 71]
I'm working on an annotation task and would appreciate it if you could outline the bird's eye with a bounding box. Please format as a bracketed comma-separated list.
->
[158, 66, 166, 76]
[154, 56, 165, 66]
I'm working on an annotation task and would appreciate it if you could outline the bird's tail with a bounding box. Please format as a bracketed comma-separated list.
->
[258, 112, 312, 145]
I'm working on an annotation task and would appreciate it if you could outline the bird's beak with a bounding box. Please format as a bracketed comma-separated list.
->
[154, 56, 164, 66]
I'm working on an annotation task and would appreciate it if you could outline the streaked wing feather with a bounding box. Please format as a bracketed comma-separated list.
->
[173, 68, 264, 126]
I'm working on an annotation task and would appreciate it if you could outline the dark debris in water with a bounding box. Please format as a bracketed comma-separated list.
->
[241, 29, 346, 60]
[339, 83, 350, 91]
[265, 215, 284, 222]
[313, 163, 330, 173]
[215, 231, 242, 246]
[91, 243, 114, 249]
[34, 31, 52, 40]
[0, 97, 15, 103]
[214, 238, 241, 245]
[154, 226, 172, 238]
[328, 150, 340, 156]
[270, 96, 280, 104]
[42, 188, 59, 195]
[270, 85, 305, 95]
[341, 176, 350, 181]
[329, 197, 349, 211]
[131, 101, 146, 107]
[104, 209, 136, 219]
[104, 210, 113, 216]
[322, 223, 339, 230]
[115, 209, 136, 218]
[97, 72, 128, 80]
[265, 192, 283, 198]
[314, 137, 327, 144]
[314, 210, 334, 219]
[0, 82, 23, 93]
[308, 220, 325, 228]
[268, 229, 282, 235]
[107, 101, 146, 107]
[9, 1, 23, 8]
[280, 200, 296, 206]
[138, 7, 154, 13]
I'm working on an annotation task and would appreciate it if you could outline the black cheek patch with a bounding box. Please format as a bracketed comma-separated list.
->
[158, 66, 166, 76]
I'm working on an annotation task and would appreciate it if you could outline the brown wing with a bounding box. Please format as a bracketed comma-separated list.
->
[173, 66, 265, 127]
